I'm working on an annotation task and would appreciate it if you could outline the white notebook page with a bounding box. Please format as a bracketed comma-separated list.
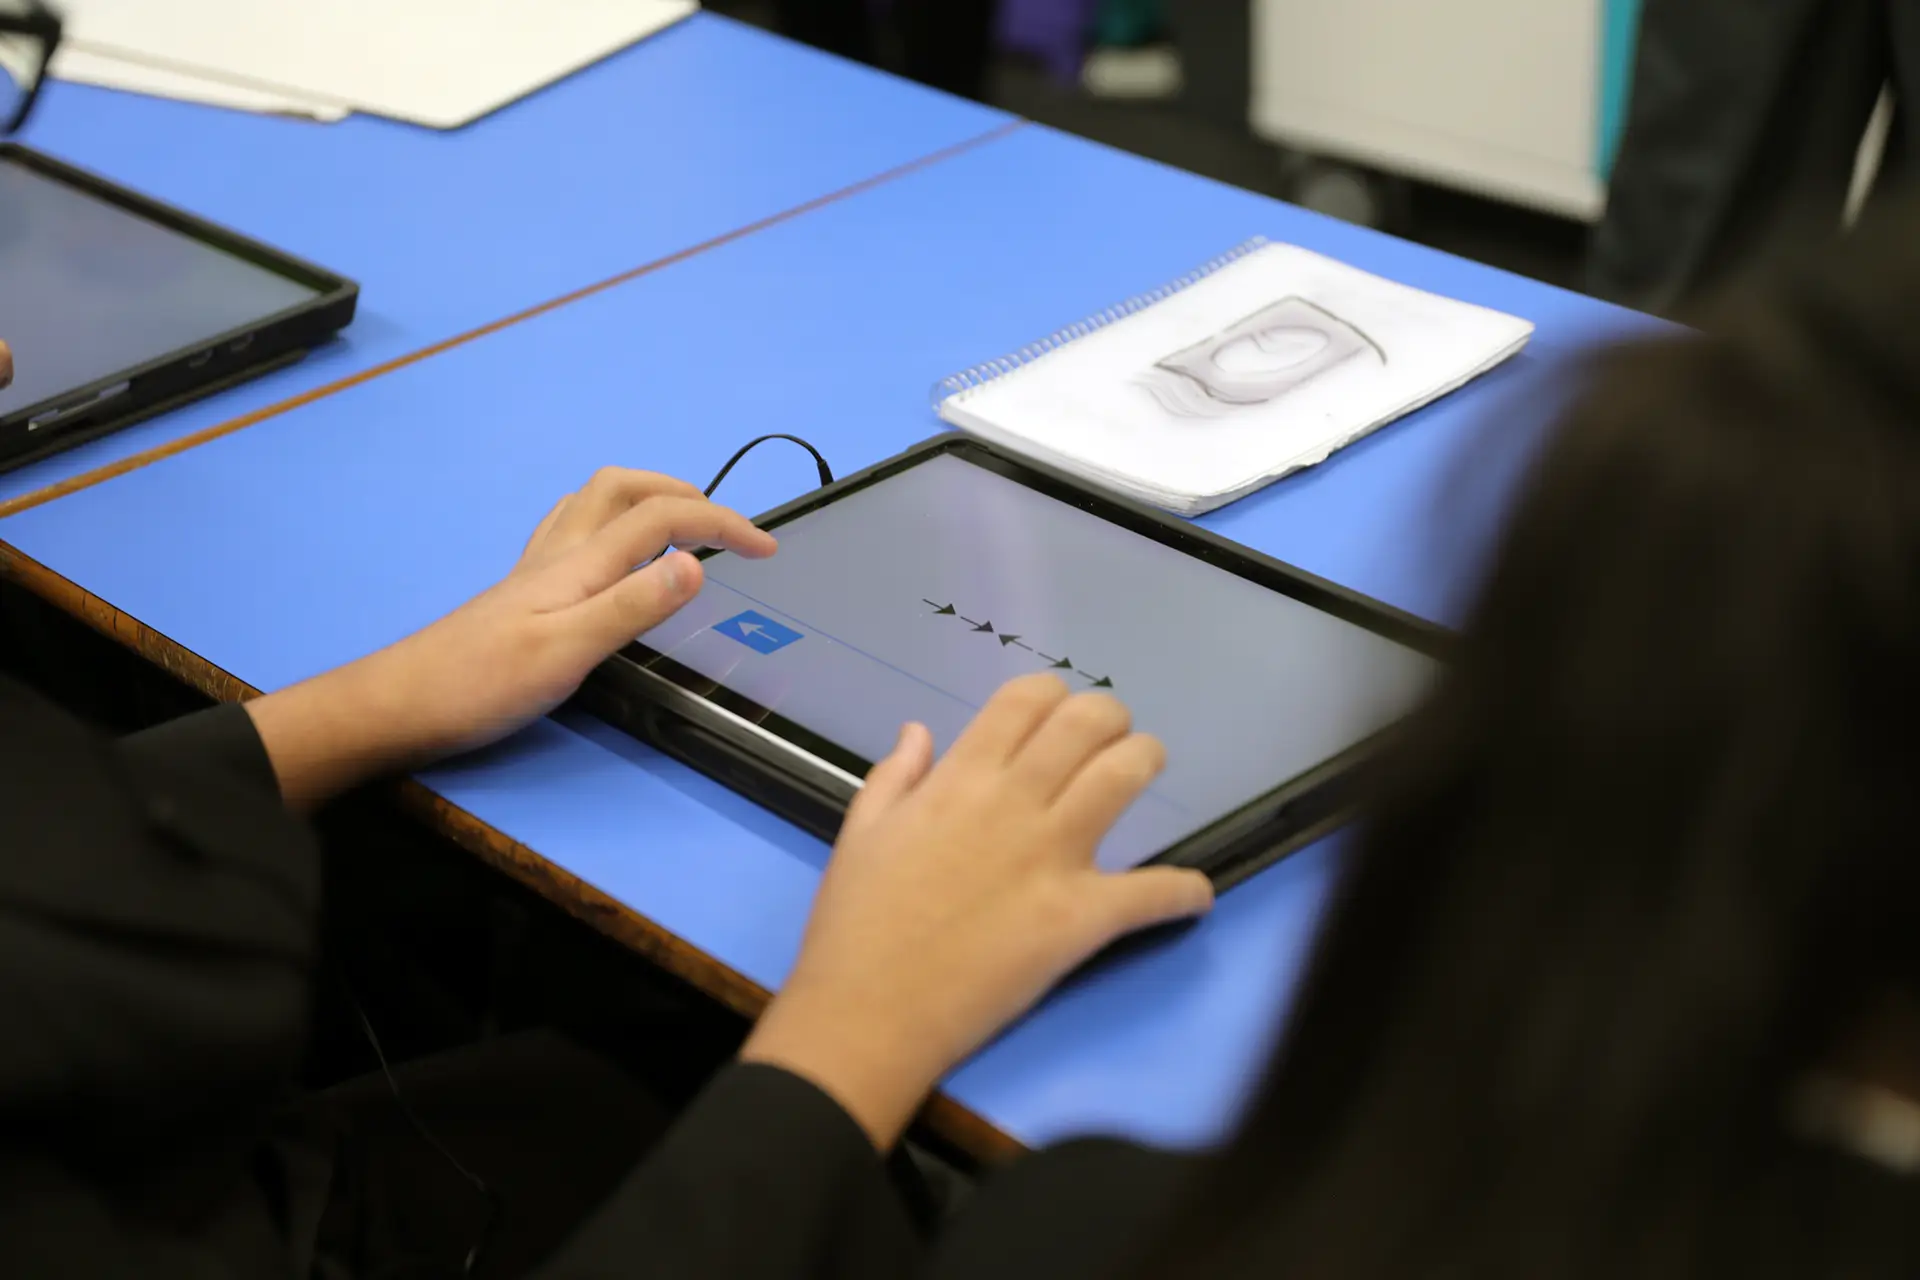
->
[940, 242, 1533, 512]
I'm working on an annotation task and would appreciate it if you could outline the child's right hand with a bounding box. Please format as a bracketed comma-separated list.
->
[740, 674, 1215, 1149]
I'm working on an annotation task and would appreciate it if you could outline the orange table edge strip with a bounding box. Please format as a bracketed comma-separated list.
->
[0, 119, 1028, 521]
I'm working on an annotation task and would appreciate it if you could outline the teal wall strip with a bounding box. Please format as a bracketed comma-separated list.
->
[1598, 0, 1645, 180]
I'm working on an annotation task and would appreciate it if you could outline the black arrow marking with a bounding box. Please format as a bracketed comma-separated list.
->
[1083, 673, 1114, 688]
[929, 605, 1083, 670]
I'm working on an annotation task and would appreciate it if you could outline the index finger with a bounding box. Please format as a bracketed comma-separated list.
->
[574, 494, 777, 591]
[0, 340, 12, 390]
[546, 468, 705, 552]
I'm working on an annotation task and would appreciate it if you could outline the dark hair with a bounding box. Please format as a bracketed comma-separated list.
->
[1155, 208, 1920, 1278]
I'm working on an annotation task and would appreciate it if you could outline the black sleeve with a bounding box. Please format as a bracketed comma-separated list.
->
[0, 678, 321, 1268]
[921, 1138, 1197, 1280]
[121, 698, 284, 793]
[540, 1062, 922, 1280]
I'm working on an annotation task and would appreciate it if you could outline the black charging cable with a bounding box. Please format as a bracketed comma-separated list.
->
[348, 989, 501, 1277]
[703, 433, 833, 499]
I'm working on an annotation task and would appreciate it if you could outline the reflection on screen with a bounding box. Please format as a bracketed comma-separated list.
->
[0, 157, 320, 416]
[640, 454, 1436, 871]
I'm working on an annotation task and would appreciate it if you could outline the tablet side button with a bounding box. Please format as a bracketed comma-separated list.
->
[27, 381, 131, 431]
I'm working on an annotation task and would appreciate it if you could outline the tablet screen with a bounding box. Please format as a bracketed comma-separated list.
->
[635, 450, 1437, 871]
[0, 154, 322, 418]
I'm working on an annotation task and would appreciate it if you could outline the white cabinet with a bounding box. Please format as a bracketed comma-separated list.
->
[1250, 0, 1612, 221]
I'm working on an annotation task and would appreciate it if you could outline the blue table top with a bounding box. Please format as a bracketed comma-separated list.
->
[0, 12, 1007, 506]
[0, 117, 1661, 1148]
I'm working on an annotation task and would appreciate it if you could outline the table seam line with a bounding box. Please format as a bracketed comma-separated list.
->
[0, 117, 1029, 521]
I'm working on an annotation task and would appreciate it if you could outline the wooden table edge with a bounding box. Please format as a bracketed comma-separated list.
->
[0, 539, 1025, 1165]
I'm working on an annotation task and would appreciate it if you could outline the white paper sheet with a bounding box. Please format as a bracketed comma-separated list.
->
[58, 0, 699, 130]
[52, 46, 349, 122]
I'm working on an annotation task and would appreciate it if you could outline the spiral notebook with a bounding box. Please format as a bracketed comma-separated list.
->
[934, 238, 1534, 515]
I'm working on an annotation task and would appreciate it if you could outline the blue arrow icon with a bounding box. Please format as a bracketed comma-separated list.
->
[713, 609, 804, 654]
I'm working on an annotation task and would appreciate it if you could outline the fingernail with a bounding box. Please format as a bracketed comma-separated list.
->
[662, 552, 692, 593]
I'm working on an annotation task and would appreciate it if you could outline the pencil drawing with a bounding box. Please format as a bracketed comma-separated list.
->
[1140, 296, 1384, 419]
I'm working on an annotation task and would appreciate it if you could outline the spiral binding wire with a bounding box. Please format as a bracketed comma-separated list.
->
[930, 236, 1273, 408]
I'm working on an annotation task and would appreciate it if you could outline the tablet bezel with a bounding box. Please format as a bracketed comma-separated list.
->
[585, 433, 1449, 886]
[0, 143, 359, 471]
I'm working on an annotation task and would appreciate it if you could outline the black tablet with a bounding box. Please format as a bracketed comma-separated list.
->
[581, 436, 1445, 888]
[0, 143, 358, 472]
